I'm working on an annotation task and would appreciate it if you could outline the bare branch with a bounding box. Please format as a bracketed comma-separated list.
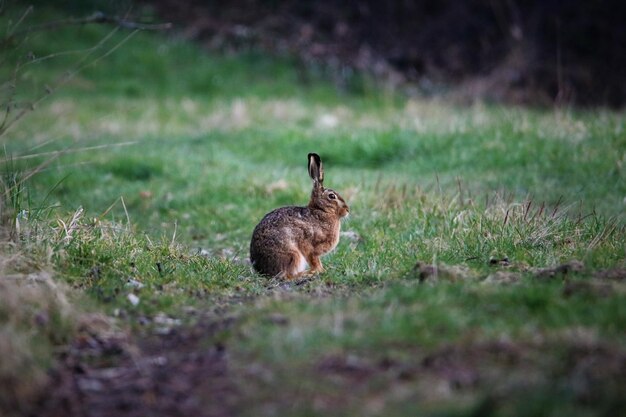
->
[2, 141, 138, 162]
[5, 5, 34, 35]
[0, 25, 136, 137]
[0, 5, 171, 138]
[4, 11, 171, 41]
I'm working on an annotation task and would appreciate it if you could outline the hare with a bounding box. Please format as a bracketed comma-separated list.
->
[250, 153, 350, 279]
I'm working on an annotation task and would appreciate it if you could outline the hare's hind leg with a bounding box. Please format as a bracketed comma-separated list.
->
[280, 251, 308, 280]
[306, 255, 325, 275]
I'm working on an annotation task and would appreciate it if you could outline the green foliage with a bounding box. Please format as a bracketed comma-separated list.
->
[0, 5, 341, 102]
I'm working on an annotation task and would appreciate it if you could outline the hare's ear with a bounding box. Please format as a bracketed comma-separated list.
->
[308, 153, 324, 185]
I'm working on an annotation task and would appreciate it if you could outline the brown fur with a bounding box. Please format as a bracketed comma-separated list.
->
[250, 153, 349, 279]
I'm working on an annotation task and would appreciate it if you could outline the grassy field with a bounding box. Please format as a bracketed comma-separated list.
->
[2, 5, 626, 417]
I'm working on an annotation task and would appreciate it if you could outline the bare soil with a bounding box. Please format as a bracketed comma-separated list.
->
[34, 318, 237, 417]
[31, 269, 626, 416]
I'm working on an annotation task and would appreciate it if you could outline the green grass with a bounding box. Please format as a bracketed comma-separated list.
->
[2, 4, 626, 417]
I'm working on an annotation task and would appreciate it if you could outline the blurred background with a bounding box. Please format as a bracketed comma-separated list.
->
[52, 0, 626, 107]
[3, 0, 625, 232]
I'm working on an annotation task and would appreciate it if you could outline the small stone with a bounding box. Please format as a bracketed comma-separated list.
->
[488, 256, 510, 266]
[126, 278, 144, 289]
[340, 230, 361, 241]
[127, 293, 140, 306]
[197, 248, 211, 257]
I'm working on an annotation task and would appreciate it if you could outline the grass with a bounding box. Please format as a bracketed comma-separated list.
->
[2, 3, 626, 416]
[0, 240, 95, 416]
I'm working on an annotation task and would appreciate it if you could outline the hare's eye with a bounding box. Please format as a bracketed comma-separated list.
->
[328, 193, 336, 200]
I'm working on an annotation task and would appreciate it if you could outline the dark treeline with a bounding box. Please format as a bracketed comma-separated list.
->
[42, 0, 626, 106]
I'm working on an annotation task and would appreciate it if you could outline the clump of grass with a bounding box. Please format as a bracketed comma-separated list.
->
[48, 204, 263, 320]
[450, 194, 625, 270]
[0, 170, 90, 415]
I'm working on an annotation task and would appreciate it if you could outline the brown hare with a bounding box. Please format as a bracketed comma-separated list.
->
[250, 153, 350, 279]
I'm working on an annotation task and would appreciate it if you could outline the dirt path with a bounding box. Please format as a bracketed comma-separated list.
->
[31, 267, 626, 416]
[31, 311, 626, 417]
[35, 318, 237, 417]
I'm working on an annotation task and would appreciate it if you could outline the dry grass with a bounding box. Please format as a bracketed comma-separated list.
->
[0, 207, 115, 417]
[0, 233, 121, 417]
[0, 266, 71, 415]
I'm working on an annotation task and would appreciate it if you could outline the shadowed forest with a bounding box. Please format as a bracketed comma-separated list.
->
[150, 0, 626, 106]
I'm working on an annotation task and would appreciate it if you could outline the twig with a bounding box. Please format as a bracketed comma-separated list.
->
[0, 26, 124, 136]
[1, 141, 137, 161]
[5, 5, 34, 36]
[120, 196, 131, 231]
[523, 199, 532, 222]
[0, 8, 171, 137]
[3, 11, 171, 41]
[171, 221, 178, 245]
[98, 197, 122, 220]
[1, 141, 137, 201]
[551, 195, 563, 218]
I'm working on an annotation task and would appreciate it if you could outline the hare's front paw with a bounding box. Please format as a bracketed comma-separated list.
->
[308, 266, 325, 275]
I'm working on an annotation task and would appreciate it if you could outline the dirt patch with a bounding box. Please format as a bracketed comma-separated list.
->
[414, 260, 588, 285]
[595, 268, 626, 282]
[27, 303, 626, 416]
[412, 262, 475, 283]
[483, 270, 522, 284]
[318, 340, 525, 389]
[533, 260, 585, 280]
[315, 339, 626, 411]
[34, 317, 237, 417]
